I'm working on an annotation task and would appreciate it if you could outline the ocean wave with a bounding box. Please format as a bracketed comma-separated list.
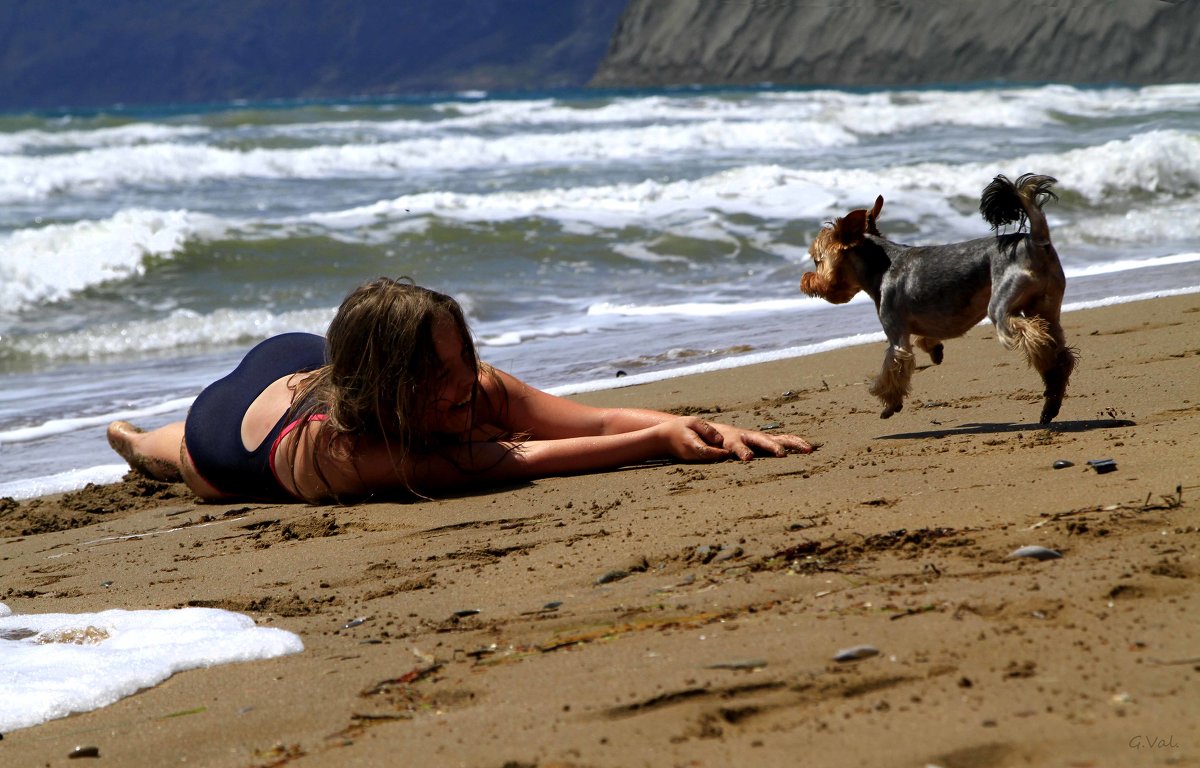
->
[0, 120, 857, 203]
[2, 306, 334, 360]
[7, 147, 1199, 320]
[4, 87, 1197, 213]
[0, 209, 228, 313]
[310, 127, 1198, 223]
[0, 123, 209, 154]
[418, 83, 1200, 135]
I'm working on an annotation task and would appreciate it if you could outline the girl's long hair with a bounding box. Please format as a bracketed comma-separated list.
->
[286, 277, 499, 502]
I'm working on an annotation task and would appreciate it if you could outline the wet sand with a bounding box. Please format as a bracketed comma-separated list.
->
[2, 293, 1198, 768]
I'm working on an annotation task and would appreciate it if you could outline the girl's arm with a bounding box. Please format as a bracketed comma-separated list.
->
[287, 369, 812, 501]
[489, 369, 813, 460]
[296, 415, 735, 499]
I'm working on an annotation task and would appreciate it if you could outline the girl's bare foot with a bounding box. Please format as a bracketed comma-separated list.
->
[106, 421, 183, 482]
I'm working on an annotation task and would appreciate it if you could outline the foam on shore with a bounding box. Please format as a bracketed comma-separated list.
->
[0, 603, 303, 733]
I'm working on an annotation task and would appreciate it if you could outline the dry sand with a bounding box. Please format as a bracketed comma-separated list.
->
[2, 293, 1198, 768]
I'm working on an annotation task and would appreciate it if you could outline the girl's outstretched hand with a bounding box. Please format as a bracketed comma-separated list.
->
[654, 417, 813, 462]
[710, 423, 813, 461]
[653, 417, 731, 461]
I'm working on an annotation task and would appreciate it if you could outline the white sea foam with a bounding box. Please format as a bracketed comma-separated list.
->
[5, 85, 1197, 208]
[0, 465, 130, 500]
[0, 209, 227, 312]
[0, 605, 303, 733]
[304, 129, 1200, 238]
[0, 120, 855, 204]
[417, 84, 1200, 135]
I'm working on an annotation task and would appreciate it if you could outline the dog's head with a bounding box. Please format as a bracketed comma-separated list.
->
[800, 196, 884, 304]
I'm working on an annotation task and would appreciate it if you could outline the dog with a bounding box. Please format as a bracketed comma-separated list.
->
[800, 173, 1076, 424]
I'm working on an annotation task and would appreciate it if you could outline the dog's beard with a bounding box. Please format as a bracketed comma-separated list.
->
[801, 271, 857, 304]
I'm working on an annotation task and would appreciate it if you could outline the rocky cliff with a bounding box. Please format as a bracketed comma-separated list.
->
[591, 1, 1200, 89]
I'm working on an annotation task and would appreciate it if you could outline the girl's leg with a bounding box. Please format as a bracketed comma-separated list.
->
[107, 421, 185, 482]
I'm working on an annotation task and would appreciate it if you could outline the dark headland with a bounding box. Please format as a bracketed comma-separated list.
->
[592, 0, 1200, 89]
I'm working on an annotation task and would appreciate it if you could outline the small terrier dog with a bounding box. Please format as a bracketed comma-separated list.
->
[801, 173, 1076, 424]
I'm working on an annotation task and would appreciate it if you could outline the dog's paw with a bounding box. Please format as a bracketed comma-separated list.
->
[880, 404, 901, 419]
[930, 344, 944, 365]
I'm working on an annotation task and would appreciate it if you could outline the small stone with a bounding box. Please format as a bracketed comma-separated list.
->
[834, 644, 879, 662]
[1052, 460, 1073, 469]
[451, 609, 480, 618]
[1008, 545, 1062, 561]
[595, 569, 628, 585]
[69, 745, 100, 759]
[1087, 458, 1117, 474]
[711, 545, 744, 564]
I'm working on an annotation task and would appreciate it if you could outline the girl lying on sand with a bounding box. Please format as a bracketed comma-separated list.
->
[108, 278, 812, 504]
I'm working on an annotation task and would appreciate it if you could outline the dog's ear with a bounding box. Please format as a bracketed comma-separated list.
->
[832, 209, 869, 247]
[866, 196, 884, 236]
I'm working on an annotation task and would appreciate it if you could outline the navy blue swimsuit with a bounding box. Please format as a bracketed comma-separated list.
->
[185, 333, 327, 501]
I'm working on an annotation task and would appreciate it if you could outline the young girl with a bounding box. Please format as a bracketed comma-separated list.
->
[108, 278, 813, 503]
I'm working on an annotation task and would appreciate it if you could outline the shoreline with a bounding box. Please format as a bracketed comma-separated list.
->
[1, 292, 1197, 765]
[4, 282, 1199, 502]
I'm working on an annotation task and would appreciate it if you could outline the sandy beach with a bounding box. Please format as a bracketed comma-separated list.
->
[2, 292, 1197, 768]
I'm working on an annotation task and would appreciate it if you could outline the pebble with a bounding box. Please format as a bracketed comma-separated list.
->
[711, 545, 744, 564]
[1008, 545, 1063, 561]
[1087, 458, 1118, 474]
[834, 644, 879, 662]
[68, 746, 100, 759]
[695, 544, 741, 564]
[542, 601, 563, 611]
[595, 569, 628, 585]
[341, 616, 368, 629]
[1052, 460, 1074, 469]
[451, 609, 481, 618]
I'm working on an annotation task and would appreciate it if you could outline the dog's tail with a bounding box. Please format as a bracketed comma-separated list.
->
[979, 173, 1057, 243]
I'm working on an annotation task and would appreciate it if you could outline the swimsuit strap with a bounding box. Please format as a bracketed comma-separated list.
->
[268, 413, 329, 499]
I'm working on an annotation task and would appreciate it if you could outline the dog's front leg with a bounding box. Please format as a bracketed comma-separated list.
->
[869, 335, 915, 418]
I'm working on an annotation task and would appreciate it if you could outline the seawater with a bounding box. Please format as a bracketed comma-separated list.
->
[2, 84, 1200, 498]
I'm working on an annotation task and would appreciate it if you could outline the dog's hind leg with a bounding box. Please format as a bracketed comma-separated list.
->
[1037, 324, 1077, 424]
[1022, 302, 1076, 424]
[990, 276, 1075, 424]
[869, 338, 915, 418]
[914, 335, 944, 365]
